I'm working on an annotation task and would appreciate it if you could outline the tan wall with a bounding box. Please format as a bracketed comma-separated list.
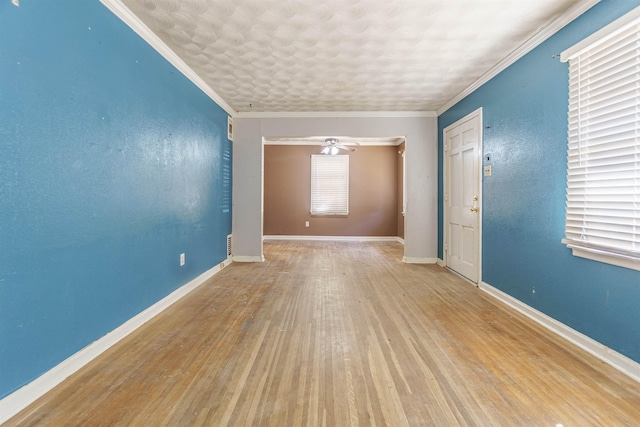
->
[264, 145, 399, 236]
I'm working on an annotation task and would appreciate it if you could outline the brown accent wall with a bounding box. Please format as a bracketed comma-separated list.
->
[264, 145, 399, 236]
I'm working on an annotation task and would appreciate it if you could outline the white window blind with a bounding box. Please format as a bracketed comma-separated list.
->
[561, 8, 640, 271]
[310, 154, 349, 215]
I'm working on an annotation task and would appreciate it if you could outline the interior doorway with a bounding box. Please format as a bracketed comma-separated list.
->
[262, 136, 406, 254]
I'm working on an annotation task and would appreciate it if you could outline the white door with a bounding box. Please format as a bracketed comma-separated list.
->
[444, 109, 482, 283]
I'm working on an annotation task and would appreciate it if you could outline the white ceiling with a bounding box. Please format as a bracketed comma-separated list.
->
[115, 0, 589, 113]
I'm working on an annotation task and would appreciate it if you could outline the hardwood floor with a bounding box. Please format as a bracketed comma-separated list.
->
[6, 241, 640, 426]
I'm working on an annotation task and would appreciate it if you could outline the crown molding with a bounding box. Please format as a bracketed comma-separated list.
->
[561, 5, 640, 62]
[99, 0, 599, 120]
[99, 0, 236, 117]
[235, 111, 437, 119]
[437, 0, 601, 116]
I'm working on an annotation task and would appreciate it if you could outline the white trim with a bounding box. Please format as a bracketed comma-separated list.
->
[0, 259, 232, 425]
[561, 6, 640, 62]
[263, 140, 403, 147]
[98, 0, 236, 117]
[235, 111, 437, 119]
[565, 244, 640, 273]
[263, 235, 402, 243]
[437, 0, 600, 115]
[402, 257, 438, 264]
[479, 281, 640, 383]
[436, 258, 445, 267]
[232, 255, 266, 262]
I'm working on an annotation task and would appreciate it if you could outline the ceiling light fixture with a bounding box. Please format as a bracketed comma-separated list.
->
[320, 137, 358, 155]
[320, 145, 339, 155]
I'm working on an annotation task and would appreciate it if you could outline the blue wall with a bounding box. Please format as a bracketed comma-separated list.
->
[438, 0, 640, 363]
[0, 1, 232, 398]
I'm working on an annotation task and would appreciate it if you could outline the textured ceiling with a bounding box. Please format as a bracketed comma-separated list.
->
[120, 0, 581, 112]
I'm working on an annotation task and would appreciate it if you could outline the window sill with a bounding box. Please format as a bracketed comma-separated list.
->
[563, 240, 640, 272]
[310, 212, 349, 218]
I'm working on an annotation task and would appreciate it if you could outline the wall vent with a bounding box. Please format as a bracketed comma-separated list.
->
[227, 116, 233, 141]
[226, 234, 232, 258]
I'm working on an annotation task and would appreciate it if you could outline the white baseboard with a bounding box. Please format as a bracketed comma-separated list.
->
[232, 255, 265, 262]
[479, 281, 640, 383]
[402, 257, 438, 264]
[436, 258, 445, 267]
[263, 235, 402, 242]
[0, 258, 232, 425]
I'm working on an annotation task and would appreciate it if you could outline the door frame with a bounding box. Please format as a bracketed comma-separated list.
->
[443, 107, 483, 284]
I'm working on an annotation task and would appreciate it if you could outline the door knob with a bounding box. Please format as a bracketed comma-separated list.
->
[470, 207, 479, 213]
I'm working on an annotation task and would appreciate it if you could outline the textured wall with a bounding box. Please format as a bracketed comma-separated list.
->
[264, 145, 399, 236]
[437, 0, 640, 363]
[0, 1, 232, 398]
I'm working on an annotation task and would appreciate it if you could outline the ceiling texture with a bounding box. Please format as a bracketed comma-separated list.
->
[115, 0, 590, 113]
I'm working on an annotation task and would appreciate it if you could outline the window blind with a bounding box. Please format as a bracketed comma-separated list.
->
[310, 154, 349, 215]
[562, 14, 640, 271]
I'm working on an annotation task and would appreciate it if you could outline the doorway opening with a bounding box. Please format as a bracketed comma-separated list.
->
[262, 136, 407, 256]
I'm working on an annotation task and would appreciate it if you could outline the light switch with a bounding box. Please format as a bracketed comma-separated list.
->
[484, 165, 492, 177]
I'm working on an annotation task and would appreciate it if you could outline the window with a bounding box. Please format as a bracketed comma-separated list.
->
[310, 154, 349, 215]
[561, 7, 640, 272]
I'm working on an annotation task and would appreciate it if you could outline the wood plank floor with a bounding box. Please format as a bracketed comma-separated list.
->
[6, 241, 640, 426]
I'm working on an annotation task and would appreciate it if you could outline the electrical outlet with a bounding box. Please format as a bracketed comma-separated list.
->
[305, 221, 310, 227]
[179, 253, 185, 266]
[484, 165, 492, 177]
